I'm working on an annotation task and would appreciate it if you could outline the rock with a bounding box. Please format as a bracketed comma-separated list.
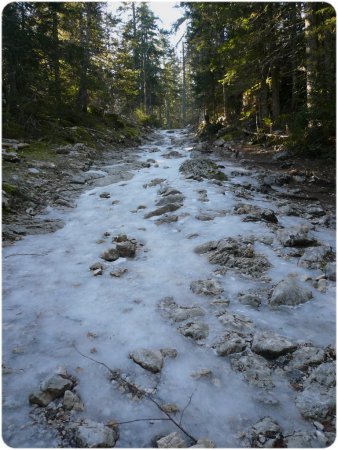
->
[213, 332, 247, 356]
[63, 390, 84, 411]
[230, 352, 274, 388]
[296, 362, 336, 420]
[163, 150, 183, 158]
[251, 331, 297, 358]
[161, 403, 180, 414]
[99, 192, 111, 198]
[90, 262, 104, 271]
[116, 241, 136, 258]
[316, 278, 327, 292]
[3, 151, 20, 162]
[269, 277, 313, 307]
[156, 194, 185, 207]
[158, 185, 183, 197]
[179, 157, 226, 181]
[40, 374, 73, 398]
[287, 346, 325, 370]
[157, 432, 187, 448]
[155, 214, 179, 225]
[218, 311, 254, 332]
[284, 430, 326, 448]
[190, 438, 215, 448]
[169, 306, 204, 322]
[178, 321, 209, 340]
[213, 138, 225, 147]
[191, 369, 213, 379]
[296, 388, 336, 420]
[299, 246, 333, 269]
[28, 167, 40, 174]
[190, 279, 224, 296]
[304, 361, 335, 389]
[325, 262, 336, 281]
[144, 203, 181, 219]
[129, 348, 164, 373]
[29, 390, 54, 407]
[160, 348, 178, 358]
[100, 248, 120, 262]
[249, 417, 282, 448]
[93, 268, 103, 276]
[204, 236, 270, 278]
[110, 268, 128, 278]
[75, 419, 118, 448]
[238, 292, 261, 308]
[194, 241, 218, 254]
[277, 226, 317, 247]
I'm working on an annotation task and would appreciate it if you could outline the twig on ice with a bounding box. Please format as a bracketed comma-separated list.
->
[72, 344, 198, 444]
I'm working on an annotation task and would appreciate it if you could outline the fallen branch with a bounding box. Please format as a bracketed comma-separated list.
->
[180, 392, 194, 426]
[73, 344, 198, 444]
[4, 252, 49, 259]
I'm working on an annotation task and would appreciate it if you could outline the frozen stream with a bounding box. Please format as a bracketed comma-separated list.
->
[2, 129, 336, 447]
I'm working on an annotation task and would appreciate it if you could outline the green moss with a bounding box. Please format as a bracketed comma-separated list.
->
[2, 182, 19, 195]
[17, 142, 57, 162]
[208, 170, 228, 181]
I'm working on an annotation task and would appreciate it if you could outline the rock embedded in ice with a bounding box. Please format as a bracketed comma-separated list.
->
[129, 348, 164, 373]
[190, 438, 216, 448]
[218, 311, 254, 332]
[100, 248, 119, 262]
[251, 331, 297, 359]
[213, 332, 247, 356]
[299, 245, 333, 269]
[40, 374, 74, 398]
[277, 226, 317, 247]
[230, 352, 274, 388]
[178, 321, 209, 340]
[156, 431, 187, 448]
[155, 214, 179, 225]
[110, 268, 128, 278]
[99, 192, 111, 198]
[144, 203, 181, 219]
[296, 362, 336, 420]
[238, 292, 262, 308]
[284, 430, 326, 448]
[190, 279, 224, 296]
[160, 348, 178, 358]
[269, 277, 313, 307]
[29, 390, 54, 407]
[287, 346, 326, 370]
[155, 194, 185, 207]
[296, 388, 336, 420]
[325, 262, 336, 281]
[74, 419, 118, 448]
[194, 241, 218, 255]
[116, 241, 136, 258]
[169, 306, 204, 322]
[161, 403, 180, 414]
[63, 390, 84, 411]
[249, 416, 282, 448]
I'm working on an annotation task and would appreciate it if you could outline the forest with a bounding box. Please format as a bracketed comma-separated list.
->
[2, 2, 336, 155]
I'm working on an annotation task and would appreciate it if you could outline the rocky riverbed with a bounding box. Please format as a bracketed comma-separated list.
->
[2, 129, 336, 447]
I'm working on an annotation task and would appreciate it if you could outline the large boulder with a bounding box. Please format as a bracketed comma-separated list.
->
[269, 277, 313, 307]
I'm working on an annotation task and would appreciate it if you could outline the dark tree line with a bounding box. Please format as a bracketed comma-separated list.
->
[2, 1, 184, 133]
[2, 2, 336, 154]
[181, 2, 336, 153]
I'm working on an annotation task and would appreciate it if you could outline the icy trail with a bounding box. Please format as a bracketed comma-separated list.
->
[3, 129, 335, 447]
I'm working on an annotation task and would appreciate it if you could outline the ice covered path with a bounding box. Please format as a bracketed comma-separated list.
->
[3, 129, 336, 447]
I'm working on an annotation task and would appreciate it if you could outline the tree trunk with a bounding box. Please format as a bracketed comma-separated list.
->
[182, 41, 186, 126]
[77, 4, 91, 113]
[304, 3, 317, 124]
[259, 67, 269, 126]
[51, 5, 61, 105]
[271, 66, 280, 124]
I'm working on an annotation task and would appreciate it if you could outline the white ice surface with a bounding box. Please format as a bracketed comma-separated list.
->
[2, 129, 336, 447]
